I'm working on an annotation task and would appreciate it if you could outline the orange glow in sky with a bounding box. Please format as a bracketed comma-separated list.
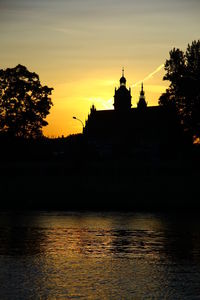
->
[0, 0, 199, 137]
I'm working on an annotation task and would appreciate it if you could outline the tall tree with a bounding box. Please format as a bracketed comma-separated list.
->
[159, 40, 200, 140]
[0, 64, 53, 138]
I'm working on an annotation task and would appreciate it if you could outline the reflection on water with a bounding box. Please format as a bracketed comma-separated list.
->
[0, 211, 200, 299]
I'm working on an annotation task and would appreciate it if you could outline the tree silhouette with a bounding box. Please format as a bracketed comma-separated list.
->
[159, 40, 200, 140]
[0, 64, 53, 138]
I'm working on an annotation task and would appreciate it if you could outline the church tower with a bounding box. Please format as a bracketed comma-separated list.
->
[137, 83, 147, 110]
[113, 68, 132, 111]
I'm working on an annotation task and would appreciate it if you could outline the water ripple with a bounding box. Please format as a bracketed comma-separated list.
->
[0, 212, 200, 299]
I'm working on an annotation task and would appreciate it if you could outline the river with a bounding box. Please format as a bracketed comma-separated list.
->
[0, 211, 200, 299]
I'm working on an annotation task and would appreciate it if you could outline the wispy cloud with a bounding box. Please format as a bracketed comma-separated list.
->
[88, 97, 113, 110]
[132, 64, 164, 87]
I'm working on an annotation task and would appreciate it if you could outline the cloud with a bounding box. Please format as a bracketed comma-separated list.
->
[87, 97, 113, 110]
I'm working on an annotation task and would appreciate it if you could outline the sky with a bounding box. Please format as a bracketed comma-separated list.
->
[0, 0, 200, 137]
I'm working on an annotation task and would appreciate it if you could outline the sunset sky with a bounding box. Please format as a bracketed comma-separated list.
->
[0, 0, 199, 137]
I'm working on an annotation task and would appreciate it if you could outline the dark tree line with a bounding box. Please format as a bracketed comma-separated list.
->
[0, 64, 53, 138]
[159, 40, 200, 141]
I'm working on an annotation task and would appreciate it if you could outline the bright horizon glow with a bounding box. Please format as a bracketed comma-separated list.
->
[0, 0, 199, 137]
[43, 64, 168, 136]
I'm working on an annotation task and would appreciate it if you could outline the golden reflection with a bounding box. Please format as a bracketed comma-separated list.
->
[43, 228, 113, 258]
[3, 213, 200, 299]
[32, 213, 170, 299]
[39, 213, 165, 261]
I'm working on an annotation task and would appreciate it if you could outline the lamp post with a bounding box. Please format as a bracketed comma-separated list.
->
[73, 116, 84, 132]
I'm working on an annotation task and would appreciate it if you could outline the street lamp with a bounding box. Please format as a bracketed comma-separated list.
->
[73, 116, 84, 131]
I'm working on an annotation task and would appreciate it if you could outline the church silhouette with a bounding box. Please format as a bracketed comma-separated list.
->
[84, 70, 182, 156]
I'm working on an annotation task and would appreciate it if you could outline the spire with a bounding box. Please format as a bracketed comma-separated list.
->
[140, 82, 144, 96]
[137, 82, 147, 109]
[122, 67, 124, 77]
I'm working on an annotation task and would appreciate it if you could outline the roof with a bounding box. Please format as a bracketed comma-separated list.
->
[84, 105, 179, 141]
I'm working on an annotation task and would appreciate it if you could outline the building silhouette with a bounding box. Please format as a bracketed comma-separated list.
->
[84, 70, 182, 156]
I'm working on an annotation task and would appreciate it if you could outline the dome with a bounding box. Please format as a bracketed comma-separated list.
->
[120, 76, 126, 85]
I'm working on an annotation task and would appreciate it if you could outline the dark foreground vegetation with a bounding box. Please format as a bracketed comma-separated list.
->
[0, 133, 199, 212]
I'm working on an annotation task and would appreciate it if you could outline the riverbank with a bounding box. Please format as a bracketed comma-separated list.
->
[0, 149, 199, 211]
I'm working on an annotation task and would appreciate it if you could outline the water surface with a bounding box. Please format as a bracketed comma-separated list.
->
[0, 211, 200, 299]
